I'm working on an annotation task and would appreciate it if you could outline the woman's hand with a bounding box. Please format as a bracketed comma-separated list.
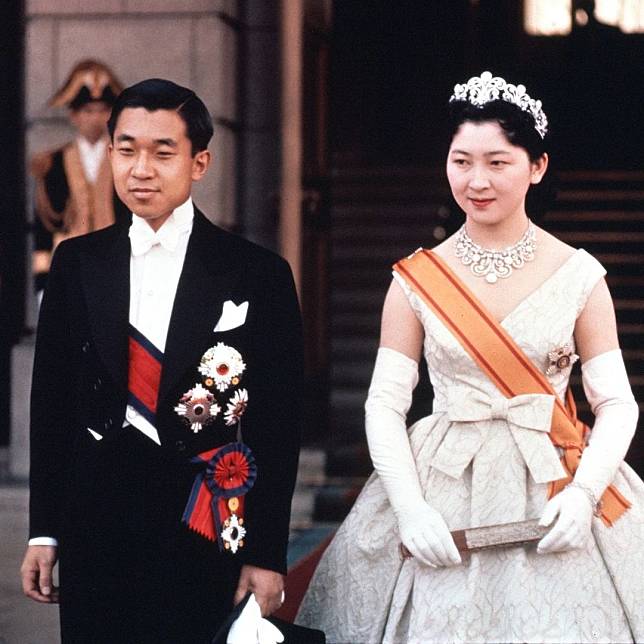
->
[537, 486, 594, 554]
[399, 502, 461, 567]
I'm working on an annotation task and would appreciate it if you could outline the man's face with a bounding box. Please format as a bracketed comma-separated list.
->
[70, 101, 111, 144]
[109, 107, 210, 230]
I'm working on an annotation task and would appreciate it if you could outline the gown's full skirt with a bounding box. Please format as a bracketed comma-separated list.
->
[297, 411, 644, 643]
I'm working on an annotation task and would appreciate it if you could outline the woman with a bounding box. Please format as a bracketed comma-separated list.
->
[297, 72, 644, 643]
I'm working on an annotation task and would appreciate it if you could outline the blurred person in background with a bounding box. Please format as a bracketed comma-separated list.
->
[30, 59, 128, 299]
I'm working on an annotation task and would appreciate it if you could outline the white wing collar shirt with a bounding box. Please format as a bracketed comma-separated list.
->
[28, 199, 194, 547]
[125, 196, 194, 445]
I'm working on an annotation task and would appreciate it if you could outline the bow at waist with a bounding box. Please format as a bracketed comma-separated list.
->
[431, 387, 567, 484]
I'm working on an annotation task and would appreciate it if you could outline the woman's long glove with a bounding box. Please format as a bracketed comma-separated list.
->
[365, 347, 461, 567]
[538, 349, 638, 553]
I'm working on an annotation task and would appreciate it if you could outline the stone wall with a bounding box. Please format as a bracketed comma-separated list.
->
[25, 0, 240, 227]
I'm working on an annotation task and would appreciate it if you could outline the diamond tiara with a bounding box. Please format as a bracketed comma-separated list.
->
[449, 71, 548, 139]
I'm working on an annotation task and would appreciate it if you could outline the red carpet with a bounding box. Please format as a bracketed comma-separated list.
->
[273, 534, 334, 622]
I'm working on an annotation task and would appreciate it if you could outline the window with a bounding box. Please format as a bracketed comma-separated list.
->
[524, 0, 644, 35]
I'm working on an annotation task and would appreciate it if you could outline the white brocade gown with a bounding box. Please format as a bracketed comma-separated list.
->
[296, 249, 644, 644]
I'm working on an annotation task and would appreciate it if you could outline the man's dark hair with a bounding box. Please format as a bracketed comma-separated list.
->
[107, 78, 213, 155]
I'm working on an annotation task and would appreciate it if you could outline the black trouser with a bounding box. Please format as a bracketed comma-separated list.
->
[58, 427, 241, 644]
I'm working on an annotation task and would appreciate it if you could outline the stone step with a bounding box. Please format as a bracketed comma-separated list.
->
[595, 253, 644, 265]
[289, 448, 328, 530]
[333, 184, 451, 205]
[333, 168, 644, 193]
[331, 264, 644, 288]
[330, 292, 644, 325]
[331, 244, 644, 266]
[332, 202, 449, 220]
[556, 189, 644, 203]
[544, 210, 644, 223]
[331, 309, 644, 342]
[331, 226, 449, 249]
[555, 231, 644, 243]
[331, 362, 373, 389]
[557, 169, 644, 183]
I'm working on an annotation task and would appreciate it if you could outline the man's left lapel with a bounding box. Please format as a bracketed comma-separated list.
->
[158, 209, 241, 407]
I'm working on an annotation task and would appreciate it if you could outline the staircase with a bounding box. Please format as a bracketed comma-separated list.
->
[315, 167, 644, 521]
[541, 170, 644, 462]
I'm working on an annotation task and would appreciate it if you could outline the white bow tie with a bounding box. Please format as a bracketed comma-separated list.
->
[129, 221, 181, 256]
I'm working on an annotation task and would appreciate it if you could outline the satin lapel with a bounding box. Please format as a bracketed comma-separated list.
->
[158, 210, 241, 405]
[79, 221, 130, 392]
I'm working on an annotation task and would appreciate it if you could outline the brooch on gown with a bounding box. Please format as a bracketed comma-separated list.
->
[546, 343, 579, 376]
[175, 342, 255, 553]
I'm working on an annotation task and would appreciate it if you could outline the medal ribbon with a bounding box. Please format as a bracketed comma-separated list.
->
[182, 442, 257, 549]
[127, 324, 164, 426]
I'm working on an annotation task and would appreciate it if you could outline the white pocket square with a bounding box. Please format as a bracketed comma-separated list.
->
[87, 427, 103, 441]
[214, 300, 249, 333]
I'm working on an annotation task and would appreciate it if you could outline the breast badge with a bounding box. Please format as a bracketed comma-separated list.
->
[175, 342, 255, 554]
[546, 344, 579, 376]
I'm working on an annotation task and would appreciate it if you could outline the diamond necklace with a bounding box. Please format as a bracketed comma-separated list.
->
[454, 220, 537, 284]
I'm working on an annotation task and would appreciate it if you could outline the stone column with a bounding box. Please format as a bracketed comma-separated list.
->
[236, 0, 281, 250]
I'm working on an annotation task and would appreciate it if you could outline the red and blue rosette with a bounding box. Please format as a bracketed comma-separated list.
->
[182, 442, 257, 551]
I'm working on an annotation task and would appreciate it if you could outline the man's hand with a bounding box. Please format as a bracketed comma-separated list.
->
[234, 565, 284, 617]
[21, 545, 59, 603]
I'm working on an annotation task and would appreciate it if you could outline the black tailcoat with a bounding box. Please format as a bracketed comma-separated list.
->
[29, 209, 303, 643]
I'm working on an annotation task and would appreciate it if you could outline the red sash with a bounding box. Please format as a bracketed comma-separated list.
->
[394, 249, 630, 527]
[127, 324, 163, 426]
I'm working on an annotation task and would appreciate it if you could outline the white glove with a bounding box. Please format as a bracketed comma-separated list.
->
[227, 594, 284, 644]
[365, 347, 461, 567]
[537, 485, 593, 553]
[538, 349, 638, 554]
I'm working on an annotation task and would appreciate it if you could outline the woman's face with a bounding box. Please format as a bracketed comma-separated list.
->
[446, 120, 547, 228]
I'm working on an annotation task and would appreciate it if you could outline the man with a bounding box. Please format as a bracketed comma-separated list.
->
[31, 59, 128, 294]
[21, 79, 303, 643]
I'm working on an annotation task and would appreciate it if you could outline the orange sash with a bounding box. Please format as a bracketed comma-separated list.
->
[394, 248, 630, 527]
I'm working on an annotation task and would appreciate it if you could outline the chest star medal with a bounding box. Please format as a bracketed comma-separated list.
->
[174, 383, 221, 433]
[198, 342, 246, 392]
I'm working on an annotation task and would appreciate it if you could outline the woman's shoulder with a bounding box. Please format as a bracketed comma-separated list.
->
[536, 227, 575, 258]
[536, 227, 605, 274]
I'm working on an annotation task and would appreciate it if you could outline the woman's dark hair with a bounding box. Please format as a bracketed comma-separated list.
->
[447, 99, 556, 219]
[107, 78, 213, 156]
[448, 99, 547, 161]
